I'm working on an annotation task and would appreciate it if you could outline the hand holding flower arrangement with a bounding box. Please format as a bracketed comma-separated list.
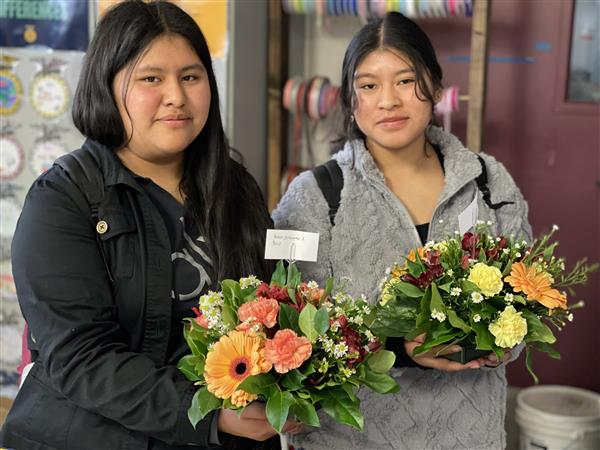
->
[178, 262, 399, 433]
[373, 223, 598, 382]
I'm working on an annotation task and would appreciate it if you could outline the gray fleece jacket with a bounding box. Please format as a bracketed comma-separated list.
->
[273, 126, 532, 450]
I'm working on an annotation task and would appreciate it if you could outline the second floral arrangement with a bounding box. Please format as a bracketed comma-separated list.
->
[373, 223, 597, 382]
[178, 262, 399, 432]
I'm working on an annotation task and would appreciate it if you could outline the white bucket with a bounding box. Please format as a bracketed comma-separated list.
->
[515, 385, 600, 450]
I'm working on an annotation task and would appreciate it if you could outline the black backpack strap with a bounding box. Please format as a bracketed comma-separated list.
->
[313, 159, 343, 226]
[55, 148, 105, 216]
[476, 155, 515, 210]
[55, 149, 113, 282]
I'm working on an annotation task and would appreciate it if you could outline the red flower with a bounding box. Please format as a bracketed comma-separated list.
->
[486, 247, 498, 259]
[460, 254, 470, 269]
[462, 232, 480, 258]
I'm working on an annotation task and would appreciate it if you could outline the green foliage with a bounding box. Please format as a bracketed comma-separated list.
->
[281, 369, 307, 391]
[358, 366, 400, 394]
[271, 260, 287, 286]
[188, 387, 221, 427]
[237, 372, 277, 396]
[367, 349, 396, 373]
[320, 387, 364, 430]
[178, 354, 203, 381]
[291, 397, 320, 427]
[298, 303, 319, 342]
[521, 310, 556, 344]
[266, 390, 295, 433]
[279, 303, 300, 333]
[370, 296, 418, 338]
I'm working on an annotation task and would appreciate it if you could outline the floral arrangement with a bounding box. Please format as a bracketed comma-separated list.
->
[178, 262, 398, 432]
[373, 223, 597, 382]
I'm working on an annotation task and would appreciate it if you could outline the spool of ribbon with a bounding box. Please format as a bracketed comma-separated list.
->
[434, 85, 459, 133]
[280, 0, 473, 17]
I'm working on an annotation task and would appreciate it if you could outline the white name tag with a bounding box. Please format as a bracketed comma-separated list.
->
[458, 193, 479, 235]
[264, 229, 319, 262]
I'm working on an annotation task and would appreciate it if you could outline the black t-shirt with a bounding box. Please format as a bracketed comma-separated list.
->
[139, 179, 213, 364]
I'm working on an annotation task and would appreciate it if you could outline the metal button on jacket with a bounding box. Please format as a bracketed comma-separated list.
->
[96, 220, 108, 234]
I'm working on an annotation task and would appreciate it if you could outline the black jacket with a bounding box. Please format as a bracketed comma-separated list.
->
[0, 140, 270, 450]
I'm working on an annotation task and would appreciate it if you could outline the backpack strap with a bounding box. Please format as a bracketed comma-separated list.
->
[55, 149, 113, 282]
[313, 159, 343, 226]
[475, 155, 515, 210]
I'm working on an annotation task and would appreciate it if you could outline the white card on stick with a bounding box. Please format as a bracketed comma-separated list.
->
[458, 193, 479, 235]
[264, 229, 319, 262]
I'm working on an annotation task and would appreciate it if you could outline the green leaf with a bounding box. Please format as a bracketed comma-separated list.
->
[237, 372, 277, 395]
[393, 281, 425, 298]
[460, 279, 480, 294]
[178, 354, 202, 381]
[291, 398, 320, 427]
[184, 328, 205, 357]
[287, 263, 302, 288]
[298, 303, 319, 342]
[279, 303, 300, 333]
[512, 295, 527, 305]
[320, 387, 364, 430]
[281, 369, 306, 391]
[220, 304, 238, 329]
[532, 341, 561, 359]
[314, 307, 330, 335]
[367, 349, 396, 373]
[271, 260, 287, 286]
[413, 321, 460, 355]
[358, 366, 400, 394]
[447, 309, 472, 334]
[221, 279, 243, 309]
[415, 286, 432, 329]
[525, 345, 539, 384]
[437, 282, 452, 293]
[429, 283, 445, 314]
[188, 387, 221, 427]
[301, 361, 316, 377]
[324, 277, 334, 298]
[266, 390, 295, 433]
[471, 321, 495, 350]
[521, 310, 556, 344]
[370, 296, 418, 338]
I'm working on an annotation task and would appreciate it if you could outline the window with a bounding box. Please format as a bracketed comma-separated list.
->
[567, 0, 599, 103]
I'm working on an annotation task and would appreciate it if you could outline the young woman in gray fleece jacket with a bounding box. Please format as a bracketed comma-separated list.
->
[273, 12, 532, 450]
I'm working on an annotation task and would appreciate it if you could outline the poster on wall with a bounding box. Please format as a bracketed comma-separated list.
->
[0, 0, 89, 50]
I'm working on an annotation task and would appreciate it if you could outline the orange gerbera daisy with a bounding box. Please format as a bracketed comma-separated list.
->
[204, 330, 272, 400]
[505, 262, 567, 310]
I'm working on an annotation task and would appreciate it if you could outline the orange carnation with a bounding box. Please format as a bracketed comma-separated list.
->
[264, 329, 312, 373]
[237, 297, 279, 330]
[505, 262, 567, 310]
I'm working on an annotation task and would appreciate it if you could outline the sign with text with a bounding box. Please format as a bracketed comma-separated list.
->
[0, 0, 89, 51]
[264, 229, 319, 262]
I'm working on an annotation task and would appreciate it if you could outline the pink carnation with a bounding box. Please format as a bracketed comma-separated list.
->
[264, 329, 312, 373]
[237, 297, 279, 329]
[191, 307, 209, 329]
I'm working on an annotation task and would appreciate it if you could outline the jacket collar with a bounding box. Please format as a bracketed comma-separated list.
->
[81, 139, 144, 192]
[335, 126, 483, 204]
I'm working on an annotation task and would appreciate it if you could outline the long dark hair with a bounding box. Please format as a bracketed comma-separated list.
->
[73, 0, 272, 280]
[334, 12, 443, 150]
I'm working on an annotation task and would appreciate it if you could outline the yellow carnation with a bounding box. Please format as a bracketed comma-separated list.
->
[488, 305, 528, 348]
[468, 262, 503, 297]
